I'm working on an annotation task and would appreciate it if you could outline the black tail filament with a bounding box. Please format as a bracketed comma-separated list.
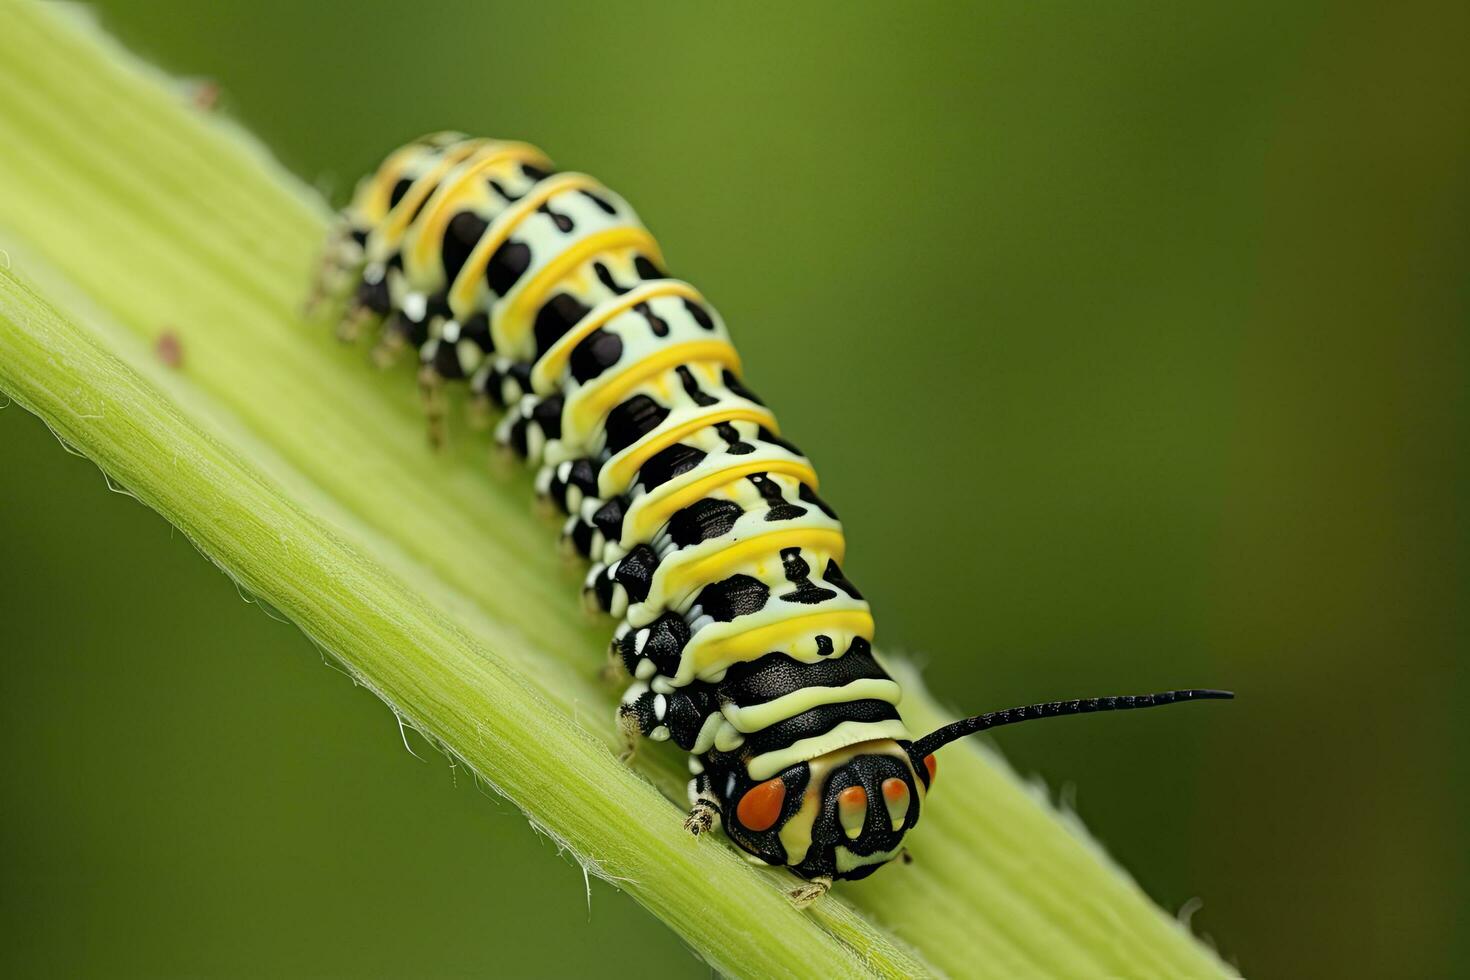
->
[909, 688, 1234, 761]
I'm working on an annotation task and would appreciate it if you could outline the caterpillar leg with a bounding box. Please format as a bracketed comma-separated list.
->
[683, 775, 721, 837]
[417, 364, 448, 450]
[306, 222, 363, 319]
[471, 356, 533, 415]
[496, 393, 564, 468]
[599, 641, 628, 686]
[536, 458, 604, 547]
[335, 302, 377, 343]
[615, 680, 662, 764]
[466, 391, 493, 431]
[339, 263, 392, 344]
[616, 679, 720, 761]
[371, 322, 409, 367]
[303, 256, 332, 318]
[615, 700, 642, 763]
[787, 876, 832, 909]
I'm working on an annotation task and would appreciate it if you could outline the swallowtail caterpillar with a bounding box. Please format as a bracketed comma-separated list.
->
[310, 133, 1231, 906]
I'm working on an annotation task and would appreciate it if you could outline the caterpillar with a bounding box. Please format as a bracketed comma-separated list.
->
[310, 133, 1231, 905]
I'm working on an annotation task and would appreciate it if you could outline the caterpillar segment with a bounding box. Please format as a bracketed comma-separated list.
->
[314, 134, 1233, 900]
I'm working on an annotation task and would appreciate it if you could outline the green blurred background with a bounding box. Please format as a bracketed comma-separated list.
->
[2, 1, 1465, 976]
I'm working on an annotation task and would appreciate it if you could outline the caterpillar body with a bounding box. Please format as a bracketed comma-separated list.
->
[313, 132, 1230, 903]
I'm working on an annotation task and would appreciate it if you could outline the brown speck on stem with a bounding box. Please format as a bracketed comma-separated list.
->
[192, 79, 220, 111]
[155, 329, 183, 368]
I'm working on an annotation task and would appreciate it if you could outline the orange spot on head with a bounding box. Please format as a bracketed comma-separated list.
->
[882, 778, 911, 830]
[923, 754, 938, 785]
[838, 785, 868, 839]
[736, 778, 786, 832]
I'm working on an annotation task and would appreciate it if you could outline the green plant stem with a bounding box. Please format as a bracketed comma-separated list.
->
[0, 5, 1230, 977]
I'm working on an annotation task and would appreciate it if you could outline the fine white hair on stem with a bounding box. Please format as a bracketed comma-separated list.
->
[393, 710, 427, 762]
[41, 416, 88, 458]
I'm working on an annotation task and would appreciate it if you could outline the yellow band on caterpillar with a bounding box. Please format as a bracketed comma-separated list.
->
[689, 608, 874, 675]
[660, 527, 845, 603]
[447, 172, 603, 317]
[624, 457, 817, 545]
[379, 138, 490, 244]
[406, 142, 553, 274]
[498, 226, 664, 354]
[530, 279, 704, 395]
[572, 338, 741, 438]
[600, 405, 777, 496]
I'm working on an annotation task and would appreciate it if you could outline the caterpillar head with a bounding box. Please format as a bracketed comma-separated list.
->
[718, 689, 1233, 883]
[722, 739, 932, 881]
